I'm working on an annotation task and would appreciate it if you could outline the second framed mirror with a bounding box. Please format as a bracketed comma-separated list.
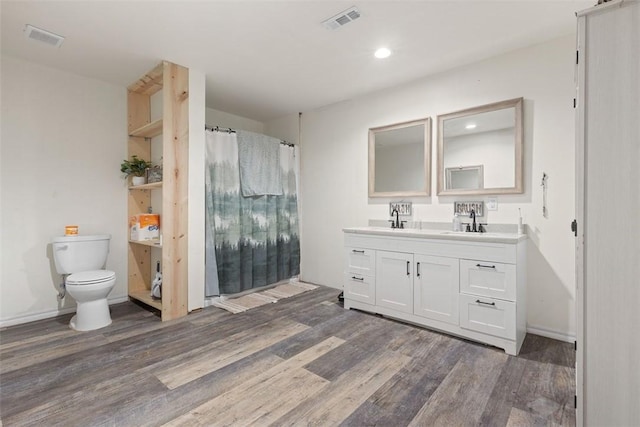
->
[437, 97, 523, 196]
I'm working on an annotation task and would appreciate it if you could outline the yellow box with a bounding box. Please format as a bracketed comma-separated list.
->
[130, 214, 160, 241]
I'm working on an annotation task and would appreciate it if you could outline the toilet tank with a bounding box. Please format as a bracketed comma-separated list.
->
[51, 234, 111, 275]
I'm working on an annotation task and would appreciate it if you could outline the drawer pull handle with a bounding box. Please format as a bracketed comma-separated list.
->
[476, 299, 496, 306]
[352, 249, 365, 254]
[407, 261, 410, 276]
[476, 264, 496, 269]
[351, 276, 364, 281]
[416, 262, 421, 277]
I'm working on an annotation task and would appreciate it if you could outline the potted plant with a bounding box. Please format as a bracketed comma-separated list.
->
[121, 155, 152, 186]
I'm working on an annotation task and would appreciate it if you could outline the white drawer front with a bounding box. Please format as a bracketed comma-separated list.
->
[345, 247, 375, 274]
[343, 273, 375, 305]
[460, 259, 516, 301]
[459, 293, 516, 340]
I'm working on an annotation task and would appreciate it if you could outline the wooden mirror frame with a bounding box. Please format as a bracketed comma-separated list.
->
[437, 97, 523, 196]
[368, 117, 432, 198]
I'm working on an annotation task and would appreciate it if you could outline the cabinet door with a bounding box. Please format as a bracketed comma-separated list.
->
[413, 255, 459, 325]
[375, 251, 413, 314]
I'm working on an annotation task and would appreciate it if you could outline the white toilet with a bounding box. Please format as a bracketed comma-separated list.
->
[52, 234, 116, 331]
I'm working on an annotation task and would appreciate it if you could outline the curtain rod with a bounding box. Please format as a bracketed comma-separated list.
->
[205, 125, 294, 147]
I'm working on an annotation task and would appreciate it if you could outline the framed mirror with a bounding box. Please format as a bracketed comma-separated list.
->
[437, 97, 523, 195]
[369, 117, 431, 198]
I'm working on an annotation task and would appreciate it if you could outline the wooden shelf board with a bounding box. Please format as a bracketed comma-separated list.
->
[127, 63, 164, 95]
[129, 239, 162, 248]
[129, 182, 162, 190]
[129, 118, 162, 138]
[129, 290, 162, 310]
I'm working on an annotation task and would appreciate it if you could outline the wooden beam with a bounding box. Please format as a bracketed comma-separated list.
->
[127, 63, 164, 96]
[161, 61, 189, 321]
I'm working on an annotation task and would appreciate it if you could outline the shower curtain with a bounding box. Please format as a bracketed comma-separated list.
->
[205, 129, 300, 296]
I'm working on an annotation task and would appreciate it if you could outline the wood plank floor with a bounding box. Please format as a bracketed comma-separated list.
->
[0, 286, 575, 426]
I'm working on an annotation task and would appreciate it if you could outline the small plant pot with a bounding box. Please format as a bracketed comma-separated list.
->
[132, 176, 146, 186]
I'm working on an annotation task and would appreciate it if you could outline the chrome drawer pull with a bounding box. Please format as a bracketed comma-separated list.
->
[351, 276, 364, 281]
[352, 249, 365, 254]
[476, 299, 496, 306]
[476, 264, 496, 269]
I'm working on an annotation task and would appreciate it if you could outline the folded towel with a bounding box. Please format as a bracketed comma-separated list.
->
[237, 130, 283, 196]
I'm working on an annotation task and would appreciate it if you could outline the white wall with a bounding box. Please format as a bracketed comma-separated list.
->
[264, 113, 299, 145]
[295, 35, 577, 340]
[0, 55, 128, 326]
[206, 108, 264, 133]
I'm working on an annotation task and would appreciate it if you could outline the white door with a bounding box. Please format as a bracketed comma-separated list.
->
[413, 255, 459, 324]
[576, 3, 640, 425]
[375, 250, 413, 314]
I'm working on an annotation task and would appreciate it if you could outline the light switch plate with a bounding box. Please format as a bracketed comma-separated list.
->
[487, 198, 498, 211]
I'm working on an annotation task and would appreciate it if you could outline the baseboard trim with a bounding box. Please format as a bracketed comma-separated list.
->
[527, 324, 575, 343]
[0, 295, 130, 328]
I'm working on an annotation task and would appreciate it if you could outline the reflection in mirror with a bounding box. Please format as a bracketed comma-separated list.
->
[437, 98, 523, 195]
[446, 165, 484, 190]
[369, 118, 431, 197]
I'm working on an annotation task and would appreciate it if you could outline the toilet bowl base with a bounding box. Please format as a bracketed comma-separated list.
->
[70, 298, 112, 331]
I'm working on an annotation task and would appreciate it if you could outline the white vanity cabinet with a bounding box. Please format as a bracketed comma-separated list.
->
[343, 227, 527, 355]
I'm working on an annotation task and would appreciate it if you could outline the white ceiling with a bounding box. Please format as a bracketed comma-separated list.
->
[1, 1, 592, 122]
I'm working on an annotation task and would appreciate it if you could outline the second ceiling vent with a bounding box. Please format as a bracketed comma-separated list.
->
[322, 6, 361, 30]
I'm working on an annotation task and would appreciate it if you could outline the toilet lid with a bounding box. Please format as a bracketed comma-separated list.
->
[67, 270, 115, 285]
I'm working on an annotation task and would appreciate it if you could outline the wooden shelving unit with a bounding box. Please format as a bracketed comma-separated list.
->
[128, 182, 162, 191]
[127, 61, 189, 321]
[129, 119, 163, 138]
[129, 239, 162, 248]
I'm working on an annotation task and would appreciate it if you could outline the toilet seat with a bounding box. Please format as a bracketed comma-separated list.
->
[67, 270, 115, 285]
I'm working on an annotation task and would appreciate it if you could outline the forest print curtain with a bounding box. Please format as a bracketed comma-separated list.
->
[204, 129, 300, 296]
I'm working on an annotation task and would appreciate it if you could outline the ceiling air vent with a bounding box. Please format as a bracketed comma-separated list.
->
[322, 6, 361, 30]
[24, 24, 65, 48]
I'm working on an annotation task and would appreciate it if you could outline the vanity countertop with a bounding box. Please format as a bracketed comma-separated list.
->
[343, 226, 526, 244]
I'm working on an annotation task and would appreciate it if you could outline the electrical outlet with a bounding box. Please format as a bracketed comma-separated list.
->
[487, 198, 498, 211]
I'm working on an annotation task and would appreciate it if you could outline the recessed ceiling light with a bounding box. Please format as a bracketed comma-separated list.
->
[465, 123, 477, 130]
[374, 47, 391, 59]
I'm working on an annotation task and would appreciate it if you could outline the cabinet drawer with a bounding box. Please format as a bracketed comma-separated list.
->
[345, 247, 375, 274]
[459, 293, 515, 340]
[343, 273, 375, 305]
[460, 259, 516, 301]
